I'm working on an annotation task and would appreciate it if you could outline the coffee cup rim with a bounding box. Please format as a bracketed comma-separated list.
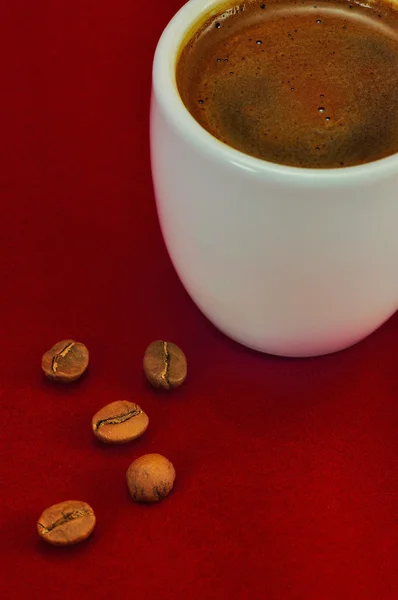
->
[152, 0, 398, 186]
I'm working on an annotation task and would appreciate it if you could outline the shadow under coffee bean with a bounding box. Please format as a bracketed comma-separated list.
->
[177, 0, 398, 168]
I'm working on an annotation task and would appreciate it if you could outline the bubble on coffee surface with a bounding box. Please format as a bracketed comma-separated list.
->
[256, 40, 263, 44]
[325, 116, 331, 121]
[316, 19, 322, 23]
[215, 22, 221, 28]
[318, 107, 325, 113]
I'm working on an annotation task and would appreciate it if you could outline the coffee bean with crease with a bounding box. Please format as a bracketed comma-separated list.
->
[126, 453, 176, 503]
[143, 341, 187, 390]
[41, 339, 89, 383]
[37, 500, 96, 546]
[92, 400, 149, 444]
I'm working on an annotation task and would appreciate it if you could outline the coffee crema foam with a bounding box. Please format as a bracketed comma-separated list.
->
[176, 0, 398, 168]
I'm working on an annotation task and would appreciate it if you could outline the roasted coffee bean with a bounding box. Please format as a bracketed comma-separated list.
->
[143, 341, 187, 390]
[126, 453, 176, 503]
[92, 400, 149, 444]
[37, 500, 96, 546]
[41, 339, 89, 383]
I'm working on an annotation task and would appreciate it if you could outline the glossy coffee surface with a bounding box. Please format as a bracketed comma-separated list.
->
[177, 0, 398, 168]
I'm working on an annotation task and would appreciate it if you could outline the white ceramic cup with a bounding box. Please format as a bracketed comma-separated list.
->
[150, 0, 398, 357]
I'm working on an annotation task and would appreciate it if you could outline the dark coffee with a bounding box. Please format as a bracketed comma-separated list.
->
[177, 0, 398, 168]
[37, 500, 96, 546]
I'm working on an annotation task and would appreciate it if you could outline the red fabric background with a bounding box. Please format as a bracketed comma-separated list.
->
[1, 1, 398, 598]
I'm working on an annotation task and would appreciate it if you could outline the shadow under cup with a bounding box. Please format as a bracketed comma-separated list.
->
[150, 0, 398, 357]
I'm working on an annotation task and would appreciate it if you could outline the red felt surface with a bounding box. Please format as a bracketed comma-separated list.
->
[1, 1, 398, 598]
